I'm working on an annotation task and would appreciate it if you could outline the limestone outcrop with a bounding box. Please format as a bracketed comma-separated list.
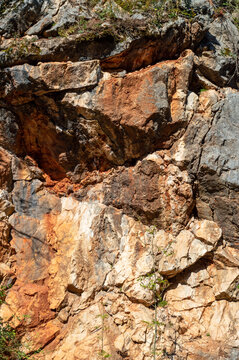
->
[0, 1, 239, 359]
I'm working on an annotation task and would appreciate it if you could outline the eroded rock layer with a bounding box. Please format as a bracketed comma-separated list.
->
[0, 0, 239, 359]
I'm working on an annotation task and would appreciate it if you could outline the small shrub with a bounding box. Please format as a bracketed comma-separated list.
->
[138, 225, 171, 360]
[97, 306, 111, 359]
[97, 5, 116, 20]
[0, 318, 27, 360]
[0, 286, 7, 306]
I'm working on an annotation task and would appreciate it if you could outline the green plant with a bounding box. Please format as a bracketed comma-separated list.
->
[57, 17, 89, 37]
[213, 1, 239, 82]
[0, 286, 7, 306]
[98, 349, 111, 359]
[0, 283, 14, 306]
[214, 0, 239, 31]
[220, 47, 237, 58]
[3, 38, 41, 61]
[0, 314, 42, 360]
[97, 305, 111, 359]
[97, 4, 116, 20]
[0, 285, 40, 360]
[114, 0, 134, 12]
[138, 226, 170, 360]
[233, 16, 239, 29]
[89, 0, 100, 7]
[0, 318, 27, 360]
[58, 23, 79, 37]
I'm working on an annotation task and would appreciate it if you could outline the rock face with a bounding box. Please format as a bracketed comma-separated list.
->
[0, 1, 239, 359]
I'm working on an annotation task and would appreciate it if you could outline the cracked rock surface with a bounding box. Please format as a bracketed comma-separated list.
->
[0, 0, 239, 359]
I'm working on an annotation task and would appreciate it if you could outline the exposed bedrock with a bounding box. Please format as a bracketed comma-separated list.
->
[0, 50, 194, 180]
[173, 90, 239, 245]
[0, 1, 239, 359]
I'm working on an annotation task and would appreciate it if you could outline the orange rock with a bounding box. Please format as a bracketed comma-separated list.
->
[0, 148, 12, 190]
[21, 320, 61, 353]
[0, 281, 55, 327]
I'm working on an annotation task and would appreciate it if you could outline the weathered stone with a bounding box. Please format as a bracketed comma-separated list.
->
[100, 19, 205, 71]
[1, 60, 101, 104]
[181, 0, 213, 14]
[11, 103, 76, 179]
[1, 186, 236, 359]
[0, 4, 238, 358]
[0, 189, 14, 216]
[0, 219, 11, 261]
[197, 92, 239, 243]
[0, 147, 12, 190]
[62, 51, 194, 167]
[171, 89, 219, 172]
[173, 89, 239, 245]
[0, 51, 196, 183]
[158, 220, 221, 277]
[0, 108, 19, 151]
[12, 156, 44, 181]
[21, 320, 61, 353]
[11, 180, 61, 218]
[214, 245, 239, 268]
[212, 267, 239, 300]
[0, 281, 55, 338]
[190, 219, 222, 245]
[196, 17, 239, 87]
[0, 33, 116, 68]
[26, 15, 54, 36]
[103, 153, 193, 232]
[0, 0, 46, 38]
[0, 16, 206, 70]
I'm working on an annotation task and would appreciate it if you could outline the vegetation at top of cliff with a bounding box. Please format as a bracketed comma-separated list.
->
[0, 0, 238, 70]
[90, 0, 239, 16]
[55, 0, 239, 39]
[75, 0, 199, 33]
[54, 0, 200, 42]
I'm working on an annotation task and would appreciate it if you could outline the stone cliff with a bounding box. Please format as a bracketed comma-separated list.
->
[0, 0, 239, 359]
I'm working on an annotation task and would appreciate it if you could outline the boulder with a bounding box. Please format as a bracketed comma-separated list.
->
[1, 60, 101, 104]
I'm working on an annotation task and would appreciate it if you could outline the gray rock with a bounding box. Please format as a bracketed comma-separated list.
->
[26, 14, 54, 36]
[0, 189, 14, 216]
[181, 0, 214, 14]
[0, 108, 19, 151]
[172, 90, 239, 244]
[12, 179, 61, 219]
[0, 17, 206, 70]
[196, 17, 239, 87]
[0, 0, 45, 38]
[197, 93, 239, 243]
[200, 93, 239, 188]
[131, 12, 146, 21]
[43, 0, 91, 37]
[1, 60, 101, 103]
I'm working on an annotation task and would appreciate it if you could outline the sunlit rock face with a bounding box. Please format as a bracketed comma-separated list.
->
[0, 1, 239, 359]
